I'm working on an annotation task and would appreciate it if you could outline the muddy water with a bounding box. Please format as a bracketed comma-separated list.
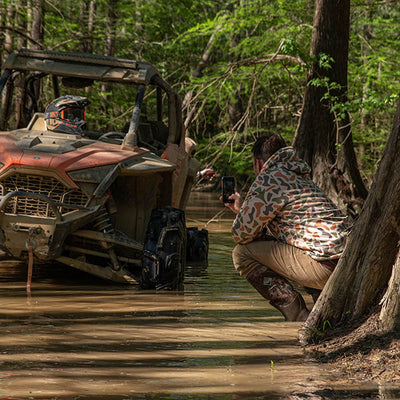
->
[0, 192, 398, 399]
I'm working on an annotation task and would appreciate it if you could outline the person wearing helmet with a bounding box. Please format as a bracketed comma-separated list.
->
[44, 95, 90, 135]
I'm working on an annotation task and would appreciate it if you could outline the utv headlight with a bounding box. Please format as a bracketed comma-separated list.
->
[67, 164, 118, 183]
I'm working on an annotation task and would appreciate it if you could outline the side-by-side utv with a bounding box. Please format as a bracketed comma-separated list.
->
[0, 48, 203, 290]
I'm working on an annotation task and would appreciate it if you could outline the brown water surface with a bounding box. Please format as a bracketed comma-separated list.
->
[0, 192, 396, 399]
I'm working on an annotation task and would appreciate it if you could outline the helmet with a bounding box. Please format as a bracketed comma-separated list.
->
[44, 95, 90, 134]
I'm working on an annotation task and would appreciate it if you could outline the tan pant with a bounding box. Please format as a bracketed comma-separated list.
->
[232, 240, 333, 290]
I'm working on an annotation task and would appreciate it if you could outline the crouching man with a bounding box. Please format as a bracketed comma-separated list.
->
[224, 134, 350, 321]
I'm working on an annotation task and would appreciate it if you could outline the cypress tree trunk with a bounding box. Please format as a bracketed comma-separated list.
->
[300, 97, 400, 344]
[379, 251, 400, 332]
[293, 0, 367, 211]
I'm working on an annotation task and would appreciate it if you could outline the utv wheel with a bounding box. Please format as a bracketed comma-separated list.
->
[141, 207, 186, 290]
[186, 227, 209, 263]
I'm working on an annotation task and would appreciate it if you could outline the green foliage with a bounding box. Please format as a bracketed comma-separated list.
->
[306, 319, 332, 344]
[1, 0, 400, 185]
[195, 135, 254, 187]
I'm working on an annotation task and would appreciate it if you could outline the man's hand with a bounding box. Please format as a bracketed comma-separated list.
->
[197, 168, 216, 181]
[221, 191, 243, 214]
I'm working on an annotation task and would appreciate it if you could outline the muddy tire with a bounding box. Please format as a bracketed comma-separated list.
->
[141, 207, 186, 290]
[186, 227, 209, 263]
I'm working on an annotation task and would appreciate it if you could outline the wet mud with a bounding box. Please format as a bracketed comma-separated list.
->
[0, 192, 399, 399]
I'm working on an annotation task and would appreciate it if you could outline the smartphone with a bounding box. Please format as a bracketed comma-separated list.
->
[221, 176, 235, 203]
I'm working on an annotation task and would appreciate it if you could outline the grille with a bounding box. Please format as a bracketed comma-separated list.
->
[0, 173, 89, 217]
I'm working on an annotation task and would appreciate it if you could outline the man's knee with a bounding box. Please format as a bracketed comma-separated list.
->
[232, 244, 254, 276]
[232, 244, 246, 267]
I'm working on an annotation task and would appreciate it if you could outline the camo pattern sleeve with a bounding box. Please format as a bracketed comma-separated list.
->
[231, 147, 350, 261]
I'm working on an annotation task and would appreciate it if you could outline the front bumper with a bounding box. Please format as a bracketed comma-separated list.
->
[0, 190, 97, 259]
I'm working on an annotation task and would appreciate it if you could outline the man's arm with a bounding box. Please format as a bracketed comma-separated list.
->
[228, 179, 284, 244]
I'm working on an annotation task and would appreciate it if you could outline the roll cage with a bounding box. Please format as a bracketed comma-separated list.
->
[0, 48, 184, 147]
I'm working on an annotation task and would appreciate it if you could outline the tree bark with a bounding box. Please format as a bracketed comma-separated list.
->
[80, 0, 96, 54]
[193, 23, 222, 78]
[101, 0, 118, 109]
[293, 0, 367, 209]
[15, 1, 28, 128]
[104, 0, 117, 58]
[16, 1, 27, 49]
[300, 97, 400, 344]
[379, 250, 400, 332]
[4, 3, 15, 56]
[0, 3, 5, 68]
[183, 23, 223, 134]
[31, 0, 44, 48]
[29, 0, 44, 113]
[227, 29, 243, 131]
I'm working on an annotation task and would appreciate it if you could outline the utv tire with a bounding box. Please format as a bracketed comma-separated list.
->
[186, 227, 209, 263]
[141, 207, 186, 290]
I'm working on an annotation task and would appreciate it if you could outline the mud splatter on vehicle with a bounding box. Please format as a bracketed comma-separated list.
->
[0, 48, 205, 290]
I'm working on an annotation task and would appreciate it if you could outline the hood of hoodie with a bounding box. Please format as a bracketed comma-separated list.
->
[262, 146, 311, 176]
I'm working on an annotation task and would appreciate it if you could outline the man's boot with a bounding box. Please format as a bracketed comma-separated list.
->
[246, 265, 309, 322]
[272, 293, 309, 322]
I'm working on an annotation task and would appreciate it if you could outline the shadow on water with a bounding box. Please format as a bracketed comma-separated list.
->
[0, 192, 398, 399]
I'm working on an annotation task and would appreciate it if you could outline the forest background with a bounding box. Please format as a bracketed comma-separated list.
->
[1, 0, 399, 190]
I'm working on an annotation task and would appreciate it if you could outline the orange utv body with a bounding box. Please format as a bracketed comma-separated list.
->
[0, 49, 202, 289]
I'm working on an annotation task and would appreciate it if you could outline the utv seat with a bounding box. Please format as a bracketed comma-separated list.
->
[27, 113, 46, 131]
[149, 120, 169, 144]
[137, 120, 169, 154]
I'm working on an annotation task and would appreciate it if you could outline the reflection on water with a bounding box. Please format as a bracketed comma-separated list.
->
[0, 192, 398, 399]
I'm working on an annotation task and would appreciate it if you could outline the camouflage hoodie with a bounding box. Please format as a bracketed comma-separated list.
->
[232, 147, 350, 261]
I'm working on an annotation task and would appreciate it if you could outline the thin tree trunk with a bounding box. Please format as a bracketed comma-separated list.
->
[80, 0, 96, 54]
[104, 0, 117, 57]
[4, 3, 14, 56]
[0, 3, 5, 68]
[360, 13, 373, 130]
[16, 1, 27, 49]
[335, 113, 368, 212]
[227, 30, 243, 131]
[183, 23, 222, 132]
[30, 0, 44, 113]
[2, 4, 16, 129]
[15, 0, 28, 127]
[300, 97, 400, 344]
[31, 0, 43, 48]
[101, 0, 118, 114]
[193, 23, 222, 78]
[87, 0, 96, 53]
